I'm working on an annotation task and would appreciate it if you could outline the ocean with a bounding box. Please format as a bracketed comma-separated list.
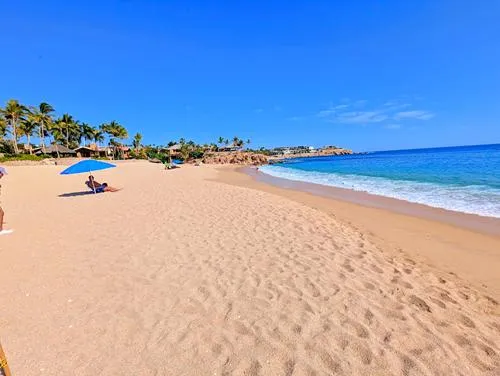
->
[259, 144, 500, 218]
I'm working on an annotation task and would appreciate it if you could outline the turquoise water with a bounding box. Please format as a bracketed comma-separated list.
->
[260, 144, 500, 218]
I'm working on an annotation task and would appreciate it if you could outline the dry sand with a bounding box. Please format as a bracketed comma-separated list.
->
[0, 162, 499, 375]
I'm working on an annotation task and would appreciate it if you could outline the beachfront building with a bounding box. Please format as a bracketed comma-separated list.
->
[33, 144, 77, 158]
[167, 143, 182, 157]
[74, 147, 97, 158]
[74, 146, 111, 158]
[272, 146, 315, 155]
[116, 146, 131, 159]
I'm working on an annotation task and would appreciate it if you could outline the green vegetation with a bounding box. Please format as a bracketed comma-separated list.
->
[0, 98, 261, 163]
[246, 147, 274, 156]
[132, 133, 142, 150]
[0, 154, 49, 163]
[0, 98, 129, 159]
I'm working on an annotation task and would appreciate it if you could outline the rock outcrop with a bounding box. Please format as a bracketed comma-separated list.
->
[318, 147, 353, 156]
[269, 147, 353, 162]
[202, 152, 269, 166]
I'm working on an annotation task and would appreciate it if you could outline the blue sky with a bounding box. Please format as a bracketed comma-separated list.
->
[1, 0, 499, 151]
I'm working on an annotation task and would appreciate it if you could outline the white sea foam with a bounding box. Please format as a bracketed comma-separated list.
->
[260, 165, 500, 218]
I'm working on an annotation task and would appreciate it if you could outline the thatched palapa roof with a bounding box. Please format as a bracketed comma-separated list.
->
[34, 144, 76, 155]
[168, 144, 182, 151]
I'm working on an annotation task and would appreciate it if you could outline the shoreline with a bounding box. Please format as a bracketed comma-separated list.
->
[214, 165, 500, 299]
[250, 166, 500, 237]
[258, 163, 500, 224]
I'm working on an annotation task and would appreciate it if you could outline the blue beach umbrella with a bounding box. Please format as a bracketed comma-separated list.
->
[60, 159, 116, 193]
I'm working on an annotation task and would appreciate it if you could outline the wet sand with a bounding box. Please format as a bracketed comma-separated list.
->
[0, 162, 499, 375]
[217, 166, 500, 299]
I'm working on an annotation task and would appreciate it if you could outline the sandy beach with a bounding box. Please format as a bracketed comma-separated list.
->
[1, 161, 499, 375]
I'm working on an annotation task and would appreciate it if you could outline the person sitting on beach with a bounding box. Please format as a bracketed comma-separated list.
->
[164, 162, 179, 170]
[86, 175, 120, 193]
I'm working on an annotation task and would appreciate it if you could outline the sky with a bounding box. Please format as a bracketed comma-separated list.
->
[1, 0, 499, 152]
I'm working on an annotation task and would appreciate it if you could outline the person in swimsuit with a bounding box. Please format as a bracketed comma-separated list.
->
[86, 175, 120, 193]
[0, 167, 13, 235]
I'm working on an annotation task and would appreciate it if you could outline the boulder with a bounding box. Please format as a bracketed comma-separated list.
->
[202, 152, 269, 166]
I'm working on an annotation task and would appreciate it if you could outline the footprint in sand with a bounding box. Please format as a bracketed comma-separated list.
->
[459, 314, 476, 328]
[364, 309, 375, 326]
[408, 295, 432, 313]
[342, 263, 355, 273]
[371, 264, 384, 274]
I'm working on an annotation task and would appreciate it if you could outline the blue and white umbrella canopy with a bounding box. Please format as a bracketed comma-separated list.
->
[60, 159, 116, 175]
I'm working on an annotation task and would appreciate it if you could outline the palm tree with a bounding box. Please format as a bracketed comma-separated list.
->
[132, 132, 142, 150]
[1, 99, 27, 154]
[179, 137, 186, 145]
[99, 123, 109, 143]
[218, 136, 224, 146]
[49, 119, 64, 144]
[101, 121, 128, 159]
[224, 138, 229, 146]
[111, 121, 128, 141]
[19, 118, 38, 154]
[232, 136, 244, 149]
[30, 102, 54, 153]
[56, 114, 80, 148]
[101, 121, 128, 143]
[246, 139, 251, 145]
[179, 143, 190, 161]
[92, 129, 105, 146]
[0, 115, 8, 140]
[49, 119, 64, 158]
[79, 123, 94, 147]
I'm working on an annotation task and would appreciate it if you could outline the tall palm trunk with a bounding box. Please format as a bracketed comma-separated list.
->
[52, 137, 60, 159]
[27, 134, 32, 154]
[12, 121, 19, 154]
[40, 122, 46, 154]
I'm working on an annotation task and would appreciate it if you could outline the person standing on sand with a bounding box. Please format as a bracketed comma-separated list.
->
[0, 167, 13, 236]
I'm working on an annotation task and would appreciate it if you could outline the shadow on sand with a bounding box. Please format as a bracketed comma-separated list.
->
[58, 191, 97, 198]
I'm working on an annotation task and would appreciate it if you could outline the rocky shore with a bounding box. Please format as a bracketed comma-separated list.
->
[200, 147, 353, 166]
[202, 151, 269, 165]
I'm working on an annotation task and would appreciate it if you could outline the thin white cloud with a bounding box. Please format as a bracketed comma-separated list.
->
[318, 103, 351, 117]
[385, 124, 401, 130]
[354, 100, 367, 107]
[334, 104, 349, 110]
[336, 111, 389, 124]
[318, 109, 335, 117]
[318, 99, 434, 125]
[394, 110, 434, 120]
[383, 100, 412, 110]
